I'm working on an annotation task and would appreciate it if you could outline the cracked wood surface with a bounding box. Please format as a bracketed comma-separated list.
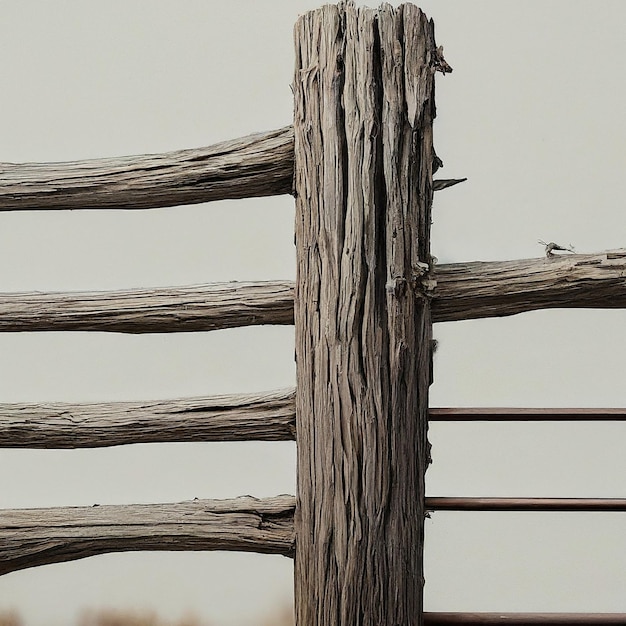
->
[0, 127, 294, 211]
[293, 4, 438, 624]
[0, 388, 295, 448]
[0, 251, 623, 333]
[0, 495, 295, 576]
[0, 280, 294, 333]
[432, 249, 626, 322]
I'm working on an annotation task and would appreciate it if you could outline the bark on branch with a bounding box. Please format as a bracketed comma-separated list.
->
[0, 127, 294, 211]
[0, 495, 295, 576]
[0, 388, 296, 448]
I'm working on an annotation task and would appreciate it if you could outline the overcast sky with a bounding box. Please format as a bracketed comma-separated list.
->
[0, 1, 625, 625]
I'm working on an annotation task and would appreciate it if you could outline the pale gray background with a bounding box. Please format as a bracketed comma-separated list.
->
[0, 1, 625, 624]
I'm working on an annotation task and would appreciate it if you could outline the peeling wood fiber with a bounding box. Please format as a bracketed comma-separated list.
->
[293, 4, 440, 625]
[0, 496, 295, 576]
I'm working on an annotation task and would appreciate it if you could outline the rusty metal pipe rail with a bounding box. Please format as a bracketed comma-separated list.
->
[429, 408, 626, 421]
[425, 613, 626, 625]
[425, 498, 626, 512]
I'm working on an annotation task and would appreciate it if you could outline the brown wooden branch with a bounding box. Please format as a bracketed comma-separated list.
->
[432, 250, 626, 322]
[0, 127, 294, 211]
[0, 495, 295, 576]
[0, 388, 295, 448]
[425, 613, 626, 625]
[0, 251, 623, 333]
[0, 281, 294, 333]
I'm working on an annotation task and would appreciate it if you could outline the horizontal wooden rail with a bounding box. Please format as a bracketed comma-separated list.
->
[429, 408, 626, 421]
[0, 281, 294, 333]
[424, 613, 626, 625]
[432, 250, 626, 322]
[0, 251, 623, 333]
[4, 393, 625, 449]
[0, 127, 294, 211]
[0, 495, 295, 576]
[0, 124, 463, 212]
[0, 388, 295, 448]
[426, 498, 626, 511]
[3, 495, 625, 576]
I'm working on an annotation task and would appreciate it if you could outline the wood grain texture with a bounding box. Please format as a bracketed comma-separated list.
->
[424, 614, 626, 625]
[0, 281, 294, 333]
[0, 251, 623, 333]
[4, 398, 625, 450]
[293, 4, 440, 624]
[0, 389, 295, 448]
[432, 250, 626, 322]
[0, 127, 293, 211]
[0, 495, 295, 576]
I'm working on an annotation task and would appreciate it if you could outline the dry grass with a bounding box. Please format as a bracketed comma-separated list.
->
[0, 607, 294, 626]
[77, 611, 206, 626]
[0, 612, 22, 626]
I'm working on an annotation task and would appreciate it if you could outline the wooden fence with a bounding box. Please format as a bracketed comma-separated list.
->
[1, 3, 625, 625]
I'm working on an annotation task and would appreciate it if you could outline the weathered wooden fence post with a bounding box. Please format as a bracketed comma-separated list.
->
[293, 3, 446, 624]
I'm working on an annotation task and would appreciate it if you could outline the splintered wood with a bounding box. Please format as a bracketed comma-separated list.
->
[293, 3, 445, 625]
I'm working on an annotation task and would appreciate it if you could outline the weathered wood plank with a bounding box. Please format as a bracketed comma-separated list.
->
[0, 496, 295, 576]
[432, 250, 626, 322]
[293, 4, 441, 624]
[0, 389, 295, 448]
[0, 281, 294, 333]
[0, 251, 623, 333]
[0, 127, 293, 211]
[424, 614, 626, 625]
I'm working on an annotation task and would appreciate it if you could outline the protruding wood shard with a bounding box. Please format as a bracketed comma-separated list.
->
[293, 3, 442, 625]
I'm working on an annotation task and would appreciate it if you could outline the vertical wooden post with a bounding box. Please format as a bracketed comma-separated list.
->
[293, 2, 444, 624]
